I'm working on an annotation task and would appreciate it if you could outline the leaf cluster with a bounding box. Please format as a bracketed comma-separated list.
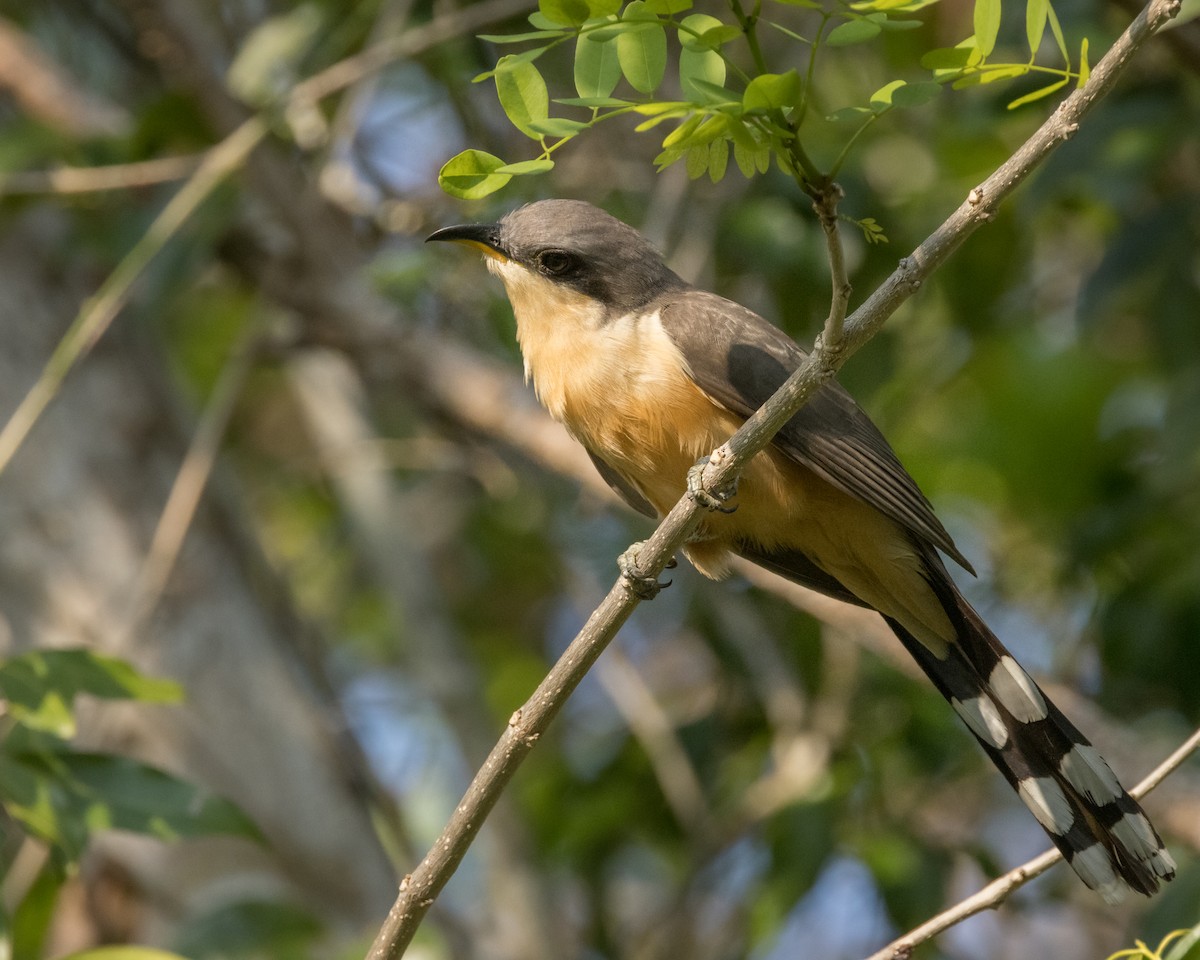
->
[441, 0, 1093, 201]
[0, 650, 261, 958]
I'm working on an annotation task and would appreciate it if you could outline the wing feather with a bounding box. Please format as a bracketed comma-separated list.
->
[658, 290, 974, 573]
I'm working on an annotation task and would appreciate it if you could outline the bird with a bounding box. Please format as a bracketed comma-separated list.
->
[427, 198, 1175, 902]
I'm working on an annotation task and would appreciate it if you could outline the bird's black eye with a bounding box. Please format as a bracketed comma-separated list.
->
[537, 250, 576, 277]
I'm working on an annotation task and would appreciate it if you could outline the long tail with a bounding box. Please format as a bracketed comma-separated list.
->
[884, 591, 1175, 902]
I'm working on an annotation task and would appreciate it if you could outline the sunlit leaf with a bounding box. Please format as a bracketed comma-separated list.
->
[1077, 36, 1090, 87]
[678, 13, 728, 50]
[642, 0, 693, 13]
[679, 47, 726, 101]
[556, 95, 634, 107]
[495, 55, 551, 138]
[438, 149, 512, 199]
[920, 43, 976, 70]
[494, 158, 557, 174]
[575, 30, 622, 98]
[743, 70, 802, 113]
[1006, 76, 1067, 108]
[973, 0, 1001, 57]
[1025, 0, 1048, 55]
[527, 116, 588, 136]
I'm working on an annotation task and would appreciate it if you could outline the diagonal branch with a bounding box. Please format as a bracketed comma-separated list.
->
[863, 726, 1200, 960]
[363, 1, 1183, 956]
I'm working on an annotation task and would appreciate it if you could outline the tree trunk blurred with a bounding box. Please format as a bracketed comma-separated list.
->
[0, 207, 396, 948]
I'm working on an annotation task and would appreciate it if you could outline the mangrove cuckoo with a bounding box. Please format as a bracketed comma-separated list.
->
[427, 198, 1174, 901]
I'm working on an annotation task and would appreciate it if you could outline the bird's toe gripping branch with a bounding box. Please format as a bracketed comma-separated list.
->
[687, 456, 738, 514]
[618, 543, 676, 600]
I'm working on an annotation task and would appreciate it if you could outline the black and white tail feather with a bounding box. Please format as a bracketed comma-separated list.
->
[887, 580, 1176, 903]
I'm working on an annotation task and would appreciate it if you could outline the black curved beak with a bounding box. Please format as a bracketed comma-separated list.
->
[425, 222, 508, 261]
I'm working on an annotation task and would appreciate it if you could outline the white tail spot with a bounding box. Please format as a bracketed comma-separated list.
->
[1070, 843, 1125, 904]
[1017, 776, 1075, 835]
[951, 695, 1009, 749]
[1058, 744, 1123, 806]
[989, 656, 1048, 722]
[1112, 811, 1177, 879]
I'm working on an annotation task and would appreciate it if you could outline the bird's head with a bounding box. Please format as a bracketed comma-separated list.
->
[427, 199, 685, 323]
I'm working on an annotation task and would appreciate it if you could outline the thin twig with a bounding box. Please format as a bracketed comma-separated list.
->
[0, 116, 268, 477]
[0, 154, 205, 196]
[862, 726, 1200, 960]
[364, 1, 1182, 955]
[0, 0, 530, 478]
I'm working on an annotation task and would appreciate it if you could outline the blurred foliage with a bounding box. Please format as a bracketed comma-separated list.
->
[0, 0, 1197, 958]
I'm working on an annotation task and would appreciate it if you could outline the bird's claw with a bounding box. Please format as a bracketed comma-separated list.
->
[687, 458, 738, 514]
[618, 542, 673, 600]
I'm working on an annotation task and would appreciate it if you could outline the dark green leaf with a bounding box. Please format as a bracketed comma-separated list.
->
[11, 857, 64, 960]
[1046, 3, 1068, 61]
[0, 650, 180, 737]
[495, 55, 551, 138]
[574, 30, 622, 98]
[555, 95, 634, 106]
[827, 105, 874, 121]
[877, 17, 923, 30]
[175, 900, 322, 960]
[438, 150, 512, 199]
[891, 79, 942, 106]
[825, 17, 882, 45]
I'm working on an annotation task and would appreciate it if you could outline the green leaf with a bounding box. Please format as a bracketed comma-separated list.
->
[920, 44, 976, 70]
[678, 13, 727, 50]
[685, 143, 709, 178]
[495, 55, 551, 138]
[494, 159, 557, 174]
[634, 107, 690, 131]
[974, 64, 1029, 84]
[642, 0, 693, 12]
[10, 855, 64, 960]
[0, 732, 263, 855]
[175, 901, 322, 960]
[974, 0, 1001, 57]
[587, 0, 624, 14]
[1025, 0, 1049, 55]
[825, 17, 882, 45]
[827, 105, 874, 122]
[1046, 3, 1069, 61]
[686, 78, 739, 104]
[661, 112, 703, 148]
[878, 17, 923, 30]
[679, 47, 726, 101]
[555, 95, 634, 106]
[0, 650, 180, 737]
[575, 30, 622, 98]
[528, 10, 561, 27]
[1006, 76, 1067, 108]
[438, 149, 512, 199]
[707, 137, 729, 182]
[743, 70, 802, 113]
[1077, 36, 1090, 86]
[526, 117, 588, 136]
[892, 79, 942, 106]
[539, 0, 592, 26]
[1163, 924, 1200, 960]
[478, 29, 564, 43]
[733, 139, 757, 177]
[617, 2, 667, 93]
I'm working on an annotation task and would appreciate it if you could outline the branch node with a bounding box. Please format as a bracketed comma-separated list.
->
[967, 186, 984, 206]
[508, 709, 523, 727]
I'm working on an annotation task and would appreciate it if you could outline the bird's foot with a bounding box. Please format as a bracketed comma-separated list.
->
[687, 457, 738, 514]
[618, 542, 676, 600]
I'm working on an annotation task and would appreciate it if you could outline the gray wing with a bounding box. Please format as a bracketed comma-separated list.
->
[588, 450, 656, 517]
[659, 289, 975, 574]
